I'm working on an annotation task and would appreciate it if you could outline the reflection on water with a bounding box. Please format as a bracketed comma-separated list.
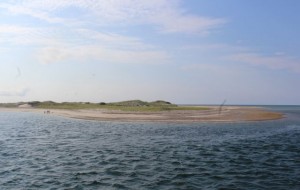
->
[0, 108, 300, 189]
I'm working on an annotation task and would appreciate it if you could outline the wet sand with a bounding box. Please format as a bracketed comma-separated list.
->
[0, 106, 284, 123]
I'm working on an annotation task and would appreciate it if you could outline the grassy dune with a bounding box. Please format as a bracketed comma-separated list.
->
[0, 100, 209, 112]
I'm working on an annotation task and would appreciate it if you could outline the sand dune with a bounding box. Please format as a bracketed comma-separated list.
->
[0, 106, 284, 123]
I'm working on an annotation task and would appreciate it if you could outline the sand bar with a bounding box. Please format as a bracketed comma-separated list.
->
[0, 106, 284, 123]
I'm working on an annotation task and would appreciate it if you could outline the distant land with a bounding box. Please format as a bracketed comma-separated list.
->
[0, 100, 208, 112]
[0, 100, 283, 123]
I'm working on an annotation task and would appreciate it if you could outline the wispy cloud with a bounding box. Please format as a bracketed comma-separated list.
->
[0, 24, 150, 49]
[37, 44, 169, 65]
[228, 53, 300, 73]
[180, 43, 300, 74]
[0, 24, 34, 34]
[149, 9, 226, 34]
[75, 29, 153, 50]
[0, 88, 30, 97]
[0, 0, 226, 34]
[0, 0, 227, 66]
[0, 23, 169, 64]
[0, 3, 64, 24]
[0, 24, 50, 45]
[179, 43, 250, 52]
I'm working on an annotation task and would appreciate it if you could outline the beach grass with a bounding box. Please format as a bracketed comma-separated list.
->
[0, 100, 209, 112]
[34, 103, 209, 112]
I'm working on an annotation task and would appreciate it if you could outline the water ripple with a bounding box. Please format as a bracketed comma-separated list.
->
[0, 111, 299, 189]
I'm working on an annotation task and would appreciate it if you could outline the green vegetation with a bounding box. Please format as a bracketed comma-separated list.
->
[0, 100, 209, 112]
[0, 103, 19, 108]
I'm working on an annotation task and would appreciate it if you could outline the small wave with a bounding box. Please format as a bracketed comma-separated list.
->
[286, 124, 300, 130]
[0, 111, 300, 189]
[74, 171, 98, 176]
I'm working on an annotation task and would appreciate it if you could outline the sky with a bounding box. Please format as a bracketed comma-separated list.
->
[1, 0, 300, 105]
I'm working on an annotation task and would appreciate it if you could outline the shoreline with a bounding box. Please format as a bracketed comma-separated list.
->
[0, 106, 284, 123]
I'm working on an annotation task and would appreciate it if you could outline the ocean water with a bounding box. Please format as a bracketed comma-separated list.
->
[0, 107, 299, 190]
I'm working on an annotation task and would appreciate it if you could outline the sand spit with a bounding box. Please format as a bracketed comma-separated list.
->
[0, 106, 284, 123]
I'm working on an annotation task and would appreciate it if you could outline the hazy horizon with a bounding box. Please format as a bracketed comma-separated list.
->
[1, 0, 300, 105]
[1, 100, 300, 107]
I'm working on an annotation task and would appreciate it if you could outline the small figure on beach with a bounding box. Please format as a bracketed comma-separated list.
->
[218, 99, 226, 115]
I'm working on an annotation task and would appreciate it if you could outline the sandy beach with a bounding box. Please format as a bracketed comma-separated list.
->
[0, 106, 284, 123]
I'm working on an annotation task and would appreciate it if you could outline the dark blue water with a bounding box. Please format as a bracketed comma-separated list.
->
[0, 107, 300, 189]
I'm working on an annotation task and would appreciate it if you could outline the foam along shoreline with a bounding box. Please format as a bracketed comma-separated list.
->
[0, 106, 284, 123]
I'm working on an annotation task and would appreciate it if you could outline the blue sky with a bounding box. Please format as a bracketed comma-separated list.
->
[1, 0, 300, 105]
